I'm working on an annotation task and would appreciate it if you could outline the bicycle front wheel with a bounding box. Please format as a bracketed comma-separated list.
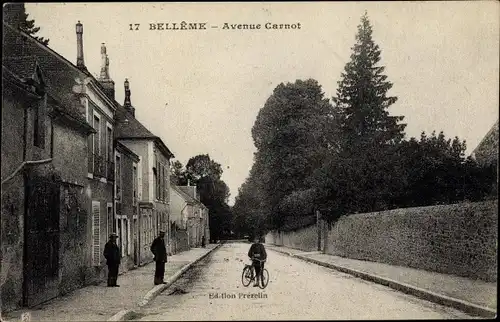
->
[241, 266, 252, 287]
[259, 269, 269, 289]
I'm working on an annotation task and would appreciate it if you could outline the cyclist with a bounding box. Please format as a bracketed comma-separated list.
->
[248, 236, 267, 287]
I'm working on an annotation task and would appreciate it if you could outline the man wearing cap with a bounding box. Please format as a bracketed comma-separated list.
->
[151, 230, 167, 285]
[103, 232, 121, 287]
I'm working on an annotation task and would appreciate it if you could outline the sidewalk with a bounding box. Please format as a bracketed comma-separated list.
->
[266, 244, 497, 318]
[2, 244, 220, 322]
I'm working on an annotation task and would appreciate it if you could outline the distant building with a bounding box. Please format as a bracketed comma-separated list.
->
[169, 184, 196, 254]
[178, 185, 210, 248]
[472, 119, 499, 167]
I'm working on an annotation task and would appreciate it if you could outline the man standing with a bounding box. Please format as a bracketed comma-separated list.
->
[103, 232, 121, 287]
[151, 230, 167, 285]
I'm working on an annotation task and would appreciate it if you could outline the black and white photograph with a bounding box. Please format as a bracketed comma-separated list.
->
[1, 1, 498, 321]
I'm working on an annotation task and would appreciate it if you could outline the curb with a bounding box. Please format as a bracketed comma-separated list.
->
[272, 247, 496, 318]
[108, 310, 137, 321]
[265, 246, 293, 257]
[107, 244, 223, 321]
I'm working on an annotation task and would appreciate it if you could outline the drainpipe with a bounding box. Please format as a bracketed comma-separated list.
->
[1, 158, 53, 186]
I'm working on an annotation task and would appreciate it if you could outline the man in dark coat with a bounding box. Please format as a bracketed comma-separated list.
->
[103, 232, 121, 287]
[248, 236, 267, 287]
[151, 230, 167, 285]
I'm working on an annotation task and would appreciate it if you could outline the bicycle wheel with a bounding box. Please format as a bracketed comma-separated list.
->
[241, 266, 252, 287]
[259, 269, 269, 289]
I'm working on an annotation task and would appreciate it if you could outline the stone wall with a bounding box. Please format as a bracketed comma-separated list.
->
[266, 200, 498, 282]
[265, 224, 318, 252]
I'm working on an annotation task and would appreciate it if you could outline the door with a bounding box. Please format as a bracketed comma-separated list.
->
[133, 217, 138, 266]
[23, 177, 61, 307]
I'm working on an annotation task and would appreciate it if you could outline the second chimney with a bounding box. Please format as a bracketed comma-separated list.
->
[98, 43, 115, 100]
[124, 79, 135, 116]
[76, 21, 85, 69]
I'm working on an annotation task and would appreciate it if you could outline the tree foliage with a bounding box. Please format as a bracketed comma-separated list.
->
[3, 3, 50, 45]
[170, 155, 233, 241]
[233, 12, 496, 233]
[233, 79, 336, 234]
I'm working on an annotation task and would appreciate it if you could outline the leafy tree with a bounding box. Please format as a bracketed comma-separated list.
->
[170, 160, 185, 185]
[397, 131, 496, 206]
[232, 163, 268, 238]
[171, 154, 233, 241]
[251, 79, 336, 230]
[186, 154, 222, 182]
[3, 3, 50, 45]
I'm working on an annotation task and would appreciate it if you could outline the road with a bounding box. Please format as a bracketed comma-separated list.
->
[133, 243, 474, 320]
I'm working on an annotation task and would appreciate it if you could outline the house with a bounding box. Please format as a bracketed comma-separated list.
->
[471, 119, 499, 198]
[472, 119, 499, 167]
[96, 42, 140, 272]
[114, 141, 140, 271]
[2, 22, 95, 310]
[72, 22, 118, 282]
[178, 185, 210, 248]
[169, 184, 196, 254]
[114, 80, 175, 265]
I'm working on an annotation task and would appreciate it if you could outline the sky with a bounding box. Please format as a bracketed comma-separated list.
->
[25, 2, 499, 206]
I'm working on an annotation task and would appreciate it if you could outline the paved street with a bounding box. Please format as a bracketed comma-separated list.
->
[133, 243, 474, 320]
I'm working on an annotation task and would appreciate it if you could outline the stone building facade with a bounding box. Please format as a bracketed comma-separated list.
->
[114, 80, 174, 265]
[2, 22, 96, 310]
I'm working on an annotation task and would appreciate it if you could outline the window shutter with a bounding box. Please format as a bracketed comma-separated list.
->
[92, 202, 101, 266]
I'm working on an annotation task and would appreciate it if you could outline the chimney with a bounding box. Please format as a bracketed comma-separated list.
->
[124, 79, 135, 116]
[98, 43, 115, 100]
[100, 43, 109, 79]
[75, 21, 85, 69]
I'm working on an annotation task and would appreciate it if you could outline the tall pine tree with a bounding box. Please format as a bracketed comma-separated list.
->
[316, 13, 408, 219]
[3, 3, 50, 45]
[333, 12, 405, 151]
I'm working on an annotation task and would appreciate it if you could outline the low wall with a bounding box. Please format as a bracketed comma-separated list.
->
[265, 224, 317, 252]
[267, 200, 498, 282]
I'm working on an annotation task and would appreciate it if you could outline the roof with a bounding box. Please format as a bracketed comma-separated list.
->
[2, 64, 41, 98]
[114, 104, 156, 138]
[2, 55, 39, 80]
[472, 119, 499, 166]
[3, 21, 175, 158]
[178, 186, 196, 199]
[3, 60, 94, 135]
[171, 185, 198, 205]
[114, 104, 175, 158]
[3, 22, 89, 124]
[116, 140, 140, 162]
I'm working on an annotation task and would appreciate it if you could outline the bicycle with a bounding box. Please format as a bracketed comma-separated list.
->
[241, 258, 269, 289]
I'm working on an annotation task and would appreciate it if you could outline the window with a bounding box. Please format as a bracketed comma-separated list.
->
[33, 98, 46, 148]
[92, 201, 101, 266]
[107, 126, 113, 162]
[149, 214, 153, 244]
[117, 217, 123, 257]
[93, 115, 100, 155]
[133, 164, 138, 205]
[107, 203, 113, 238]
[153, 166, 158, 200]
[116, 154, 121, 200]
[159, 164, 163, 201]
[115, 216, 130, 257]
[125, 218, 130, 256]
